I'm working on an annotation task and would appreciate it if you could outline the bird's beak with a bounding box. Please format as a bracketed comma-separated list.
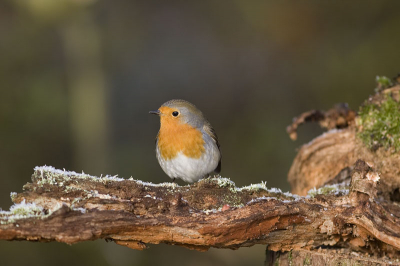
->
[149, 110, 161, 115]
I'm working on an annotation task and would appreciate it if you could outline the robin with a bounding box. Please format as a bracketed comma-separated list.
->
[149, 99, 221, 183]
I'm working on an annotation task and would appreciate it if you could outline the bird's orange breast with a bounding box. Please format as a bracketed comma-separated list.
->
[157, 114, 205, 160]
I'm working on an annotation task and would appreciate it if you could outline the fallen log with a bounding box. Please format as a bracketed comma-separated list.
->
[0, 161, 399, 261]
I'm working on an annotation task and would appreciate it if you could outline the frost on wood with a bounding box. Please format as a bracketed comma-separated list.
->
[0, 162, 399, 259]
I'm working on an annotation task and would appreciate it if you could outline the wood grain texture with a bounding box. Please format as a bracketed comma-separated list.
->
[0, 162, 399, 260]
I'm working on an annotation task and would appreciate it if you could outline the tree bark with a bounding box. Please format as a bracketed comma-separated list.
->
[0, 161, 399, 264]
[265, 249, 397, 266]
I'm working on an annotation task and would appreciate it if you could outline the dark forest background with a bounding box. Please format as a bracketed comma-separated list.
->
[1, 1, 399, 265]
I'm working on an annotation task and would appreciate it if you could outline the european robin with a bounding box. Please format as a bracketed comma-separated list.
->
[149, 99, 221, 183]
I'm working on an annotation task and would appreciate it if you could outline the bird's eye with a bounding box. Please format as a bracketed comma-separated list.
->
[172, 111, 179, 117]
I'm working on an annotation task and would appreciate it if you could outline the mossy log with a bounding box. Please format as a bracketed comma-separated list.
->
[275, 82, 400, 265]
[0, 161, 399, 264]
[288, 85, 400, 200]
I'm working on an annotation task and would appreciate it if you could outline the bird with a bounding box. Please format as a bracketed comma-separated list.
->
[149, 99, 221, 183]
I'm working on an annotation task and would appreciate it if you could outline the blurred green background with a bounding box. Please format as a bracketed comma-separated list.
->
[1, 1, 399, 265]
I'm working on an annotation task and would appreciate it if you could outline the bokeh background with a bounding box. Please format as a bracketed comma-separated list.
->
[1, 1, 399, 265]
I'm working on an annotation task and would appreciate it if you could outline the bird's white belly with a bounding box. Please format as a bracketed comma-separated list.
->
[156, 141, 220, 183]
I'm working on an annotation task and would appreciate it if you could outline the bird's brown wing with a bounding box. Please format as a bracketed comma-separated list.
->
[203, 122, 221, 173]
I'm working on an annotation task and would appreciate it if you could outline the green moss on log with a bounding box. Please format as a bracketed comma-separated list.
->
[357, 93, 400, 152]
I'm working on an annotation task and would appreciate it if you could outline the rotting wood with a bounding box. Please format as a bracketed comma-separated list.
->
[288, 85, 400, 198]
[0, 161, 399, 260]
[265, 249, 399, 266]
[276, 81, 400, 264]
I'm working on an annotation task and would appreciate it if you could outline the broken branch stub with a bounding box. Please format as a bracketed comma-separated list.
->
[286, 103, 356, 141]
[0, 164, 399, 258]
